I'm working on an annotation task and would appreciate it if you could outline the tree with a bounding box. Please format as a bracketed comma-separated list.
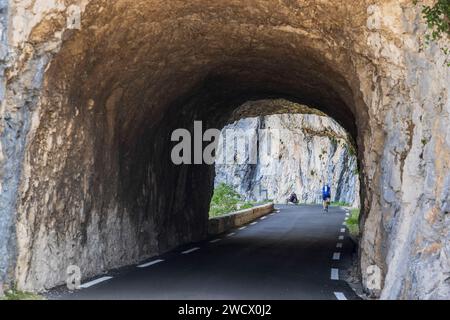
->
[209, 183, 243, 217]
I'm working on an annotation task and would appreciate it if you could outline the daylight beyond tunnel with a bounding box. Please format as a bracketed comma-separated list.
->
[213, 109, 360, 208]
[2, 0, 449, 299]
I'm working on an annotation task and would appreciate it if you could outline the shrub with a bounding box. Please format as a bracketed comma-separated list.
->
[239, 202, 255, 210]
[209, 183, 253, 217]
[346, 208, 360, 238]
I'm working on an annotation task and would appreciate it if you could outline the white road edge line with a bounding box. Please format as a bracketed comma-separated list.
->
[333, 252, 341, 260]
[209, 239, 221, 243]
[340, 228, 346, 233]
[346, 213, 350, 217]
[80, 276, 113, 288]
[339, 235, 344, 240]
[342, 222, 346, 226]
[330, 268, 339, 280]
[336, 243, 343, 248]
[137, 259, 164, 268]
[182, 247, 200, 254]
[260, 216, 267, 220]
[334, 292, 347, 300]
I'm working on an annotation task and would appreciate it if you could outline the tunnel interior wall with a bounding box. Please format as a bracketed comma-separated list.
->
[0, 0, 449, 299]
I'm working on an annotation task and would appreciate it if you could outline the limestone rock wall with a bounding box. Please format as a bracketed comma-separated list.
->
[0, 0, 448, 299]
[0, 0, 10, 288]
[215, 113, 360, 206]
[0, 0, 91, 290]
[358, 2, 450, 299]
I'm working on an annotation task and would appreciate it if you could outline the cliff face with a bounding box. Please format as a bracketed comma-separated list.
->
[215, 114, 360, 206]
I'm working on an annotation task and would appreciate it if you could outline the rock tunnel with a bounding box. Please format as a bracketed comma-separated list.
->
[0, 0, 449, 299]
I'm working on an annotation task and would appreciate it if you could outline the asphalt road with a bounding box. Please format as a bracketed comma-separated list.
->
[55, 205, 360, 300]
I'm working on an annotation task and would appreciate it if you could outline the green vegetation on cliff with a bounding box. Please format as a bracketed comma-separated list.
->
[414, 0, 450, 66]
[0, 288, 44, 300]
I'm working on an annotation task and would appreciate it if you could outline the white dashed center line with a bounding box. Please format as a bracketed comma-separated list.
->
[250, 222, 258, 225]
[209, 239, 221, 243]
[330, 268, 339, 280]
[182, 247, 200, 254]
[80, 276, 113, 288]
[334, 292, 347, 300]
[340, 228, 346, 233]
[339, 235, 344, 240]
[227, 232, 236, 237]
[260, 216, 267, 220]
[336, 243, 343, 248]
[332, 252, 341, 260]
[137, 259, 164, 268]
[239, 226, 247, 230]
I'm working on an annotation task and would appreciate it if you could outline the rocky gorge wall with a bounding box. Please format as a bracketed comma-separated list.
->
[215, 113, 360, 206]
[0, 0, 448, 299]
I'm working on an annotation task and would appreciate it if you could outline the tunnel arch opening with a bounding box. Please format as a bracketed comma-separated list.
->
[211, 100, 361, 214]
[14, 0, 373, 292]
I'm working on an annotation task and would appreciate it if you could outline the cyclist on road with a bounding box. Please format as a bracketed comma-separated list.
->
[322, 184, 331, 212]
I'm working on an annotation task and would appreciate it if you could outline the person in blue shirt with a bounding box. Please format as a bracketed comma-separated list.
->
[322, 184, 331, 212]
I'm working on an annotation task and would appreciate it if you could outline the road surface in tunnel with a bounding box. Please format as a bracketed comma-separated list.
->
[52, 205, 360, 300]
